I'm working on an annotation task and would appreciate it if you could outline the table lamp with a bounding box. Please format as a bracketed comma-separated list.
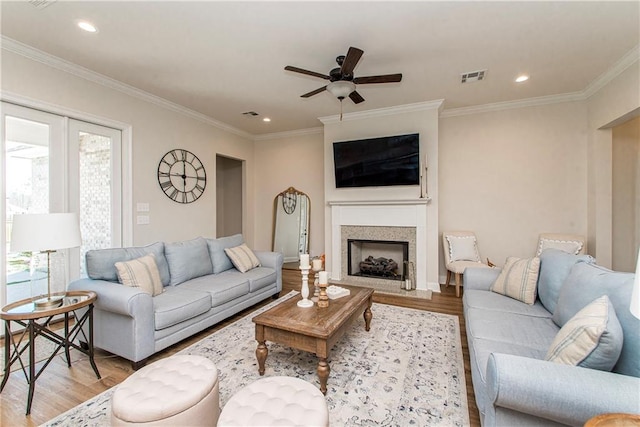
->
[10, 213, 81, 309]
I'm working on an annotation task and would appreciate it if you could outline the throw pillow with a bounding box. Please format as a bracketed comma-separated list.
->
[537, 238, 583, 257]
[446, 235, 480, 262]
[490, 256, 540, 305]
[224, 244, 261, 273]
[545, 296, 623, 371]
[86, 242, 171, 286]
[165, 237, 213, 286]
[115, 253, 164, 296]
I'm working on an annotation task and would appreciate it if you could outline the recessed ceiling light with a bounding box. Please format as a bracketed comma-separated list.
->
[77, 21, 98, 33]
[263, 118, 271, 122]
[515, 75, 529, 83]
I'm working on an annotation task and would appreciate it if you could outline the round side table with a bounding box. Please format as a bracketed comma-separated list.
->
[0, 290, 101, 415]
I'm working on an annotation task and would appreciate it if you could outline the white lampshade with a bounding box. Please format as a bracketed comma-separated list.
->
[327, 81, 356, 99]
[631, 246, 640, 319]
[10, 213, 82, 252]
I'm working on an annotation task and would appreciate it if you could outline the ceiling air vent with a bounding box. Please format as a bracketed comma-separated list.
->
[461, 70, 487, 84]
[242, 111, 259, 117]
[28, 0, 57, 9]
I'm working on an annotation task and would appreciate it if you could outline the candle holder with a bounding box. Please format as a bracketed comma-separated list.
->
[318, 271, 329, 308]
[297, 266, 314, 308]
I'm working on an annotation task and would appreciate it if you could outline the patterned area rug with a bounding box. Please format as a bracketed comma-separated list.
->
[1, 334, 59, 377]
[43, 291, 469, 426]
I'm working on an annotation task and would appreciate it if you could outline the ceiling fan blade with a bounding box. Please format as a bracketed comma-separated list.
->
[353, 73, 403, 84]
[340, 47, 364, 75]
[301, 86, 327, 98]
[285, 66, 330, 80]
[349, 91, 365, 104]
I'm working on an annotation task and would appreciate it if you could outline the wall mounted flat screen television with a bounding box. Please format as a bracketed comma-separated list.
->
[333, 133, 420, 188]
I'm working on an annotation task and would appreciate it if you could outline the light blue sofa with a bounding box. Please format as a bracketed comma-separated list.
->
[463, 249, 640, 426]
[68, 235, 283, 368]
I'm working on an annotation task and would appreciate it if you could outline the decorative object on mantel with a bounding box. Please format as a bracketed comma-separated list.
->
[318, 271, 329, 307]
[403, 260, 416, 291]
[420, 153, 428, 198]
[297, 254, 314, 308]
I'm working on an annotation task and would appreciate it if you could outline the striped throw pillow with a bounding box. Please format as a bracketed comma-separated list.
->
[115, 253, 164, 296]
[545, 295, 623, 371]
[490, 256, 540, 305]
[224, 244, 261, 273]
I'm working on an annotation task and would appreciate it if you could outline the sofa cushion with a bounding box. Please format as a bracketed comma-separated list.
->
[446, 235, 481, 262]
[464, 289, 552, 318]
[553, 262, 638, 377]
[224, 244, 261, 273]
[165, 237, 213, 286]
[206, 234, 244, 274]
[490, 257, 540, 305]
[86, 242, 171, 286]
[179, 271, 250, 307]
[243, 267, 277, 292]
[153, 287, 211, 330]
[546, 296, 623, 371]
[537, 249, 595, 314]
[115, 253, 164, 296]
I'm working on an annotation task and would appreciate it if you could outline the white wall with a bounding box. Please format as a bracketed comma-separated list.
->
[1, 50, 257, 246]
[439, 102, 588, 274]
[253, 131, 324, 254]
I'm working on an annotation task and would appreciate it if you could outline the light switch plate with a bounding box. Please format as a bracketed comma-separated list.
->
[137, 215, 150, 225]
[137, 203, 149, 212]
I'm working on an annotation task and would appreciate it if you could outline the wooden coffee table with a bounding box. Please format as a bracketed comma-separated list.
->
[252, 285, 373, 394]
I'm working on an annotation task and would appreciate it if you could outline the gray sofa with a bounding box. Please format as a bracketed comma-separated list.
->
[68, 234, 283, 368]
[463, 248, 640, 426]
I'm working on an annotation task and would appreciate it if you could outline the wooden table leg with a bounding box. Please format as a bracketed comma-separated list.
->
[256, 340, 268, 376]
[317, 357, 330, 395]
[363, 297, 373, 332]
[0, 321, 10, 392]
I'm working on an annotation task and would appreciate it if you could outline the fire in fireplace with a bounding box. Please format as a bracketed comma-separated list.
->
[347, 239, 409, 281]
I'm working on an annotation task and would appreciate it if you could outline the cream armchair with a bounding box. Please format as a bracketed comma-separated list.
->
[536, 233, 585, 257]
[442, 231, 491, 297]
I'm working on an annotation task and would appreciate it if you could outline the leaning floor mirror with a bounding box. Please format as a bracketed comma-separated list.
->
[272, 187, 310, 263]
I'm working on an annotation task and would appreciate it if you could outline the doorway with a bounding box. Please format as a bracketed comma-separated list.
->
[216, 155, 243, 237]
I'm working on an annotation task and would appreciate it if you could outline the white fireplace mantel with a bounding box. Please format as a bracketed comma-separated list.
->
[328, 199, 438, 292]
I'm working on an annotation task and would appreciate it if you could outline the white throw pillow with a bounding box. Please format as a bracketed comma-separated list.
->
[446, 235, 480, 262]
[115, 253, 164, 296]
[537, 238, 583, 257]
[545, 295, 623, 371]
[224, 244, 261, 273]
[490, 256, 540, 305]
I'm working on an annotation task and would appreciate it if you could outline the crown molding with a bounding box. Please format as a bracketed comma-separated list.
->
[583, 44, 639, 99]
[1, 36, 253, 140]
[319, 100, 445, 125]
[253, 126, 323, 142]
[440, 91, 585, 118]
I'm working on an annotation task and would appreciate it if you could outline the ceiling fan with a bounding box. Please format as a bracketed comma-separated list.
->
[284, 47, 402, 104]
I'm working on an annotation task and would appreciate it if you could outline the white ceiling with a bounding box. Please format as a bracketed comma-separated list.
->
[1, 1, 639, 136]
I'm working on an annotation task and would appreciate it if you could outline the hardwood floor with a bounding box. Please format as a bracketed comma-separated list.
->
[1, 272, 480, 427]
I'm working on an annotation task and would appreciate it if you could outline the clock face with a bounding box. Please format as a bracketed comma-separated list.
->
[157, 149, 207, 204]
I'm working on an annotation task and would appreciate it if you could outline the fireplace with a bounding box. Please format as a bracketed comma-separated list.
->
[348, 239, 408, 281]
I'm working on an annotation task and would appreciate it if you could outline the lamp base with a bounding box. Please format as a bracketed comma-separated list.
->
[33, 294, 65, 310]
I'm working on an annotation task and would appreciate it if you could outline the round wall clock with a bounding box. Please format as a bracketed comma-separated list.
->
[157, 149, 207, 204]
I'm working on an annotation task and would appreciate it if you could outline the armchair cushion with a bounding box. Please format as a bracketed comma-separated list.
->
[546, 296, 623, 371]
[537, 238, 583, 257]
[165, 237, 213, 286]
[115, 253, 164, 296]
[446, 235, 481, 262]
[490, 257, 540, 305]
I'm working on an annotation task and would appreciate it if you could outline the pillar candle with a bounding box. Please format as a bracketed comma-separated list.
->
[300, 254, 310, 269]
[319, 271, 328, 284]
[312, 258, 323, 271]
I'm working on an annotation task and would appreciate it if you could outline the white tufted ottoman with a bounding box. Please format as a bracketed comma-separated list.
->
[111, 355, 220, 426]
[218, 376, 329, 426]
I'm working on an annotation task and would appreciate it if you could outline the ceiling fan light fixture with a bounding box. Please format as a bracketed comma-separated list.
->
[327, 81, 356, 100]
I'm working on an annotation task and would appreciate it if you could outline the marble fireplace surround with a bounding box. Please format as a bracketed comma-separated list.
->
[328, 199, 437, 292]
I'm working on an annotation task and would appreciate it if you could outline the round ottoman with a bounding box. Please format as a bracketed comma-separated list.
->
[218, 376, 329, 427]
[111, 355, 220, 426]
